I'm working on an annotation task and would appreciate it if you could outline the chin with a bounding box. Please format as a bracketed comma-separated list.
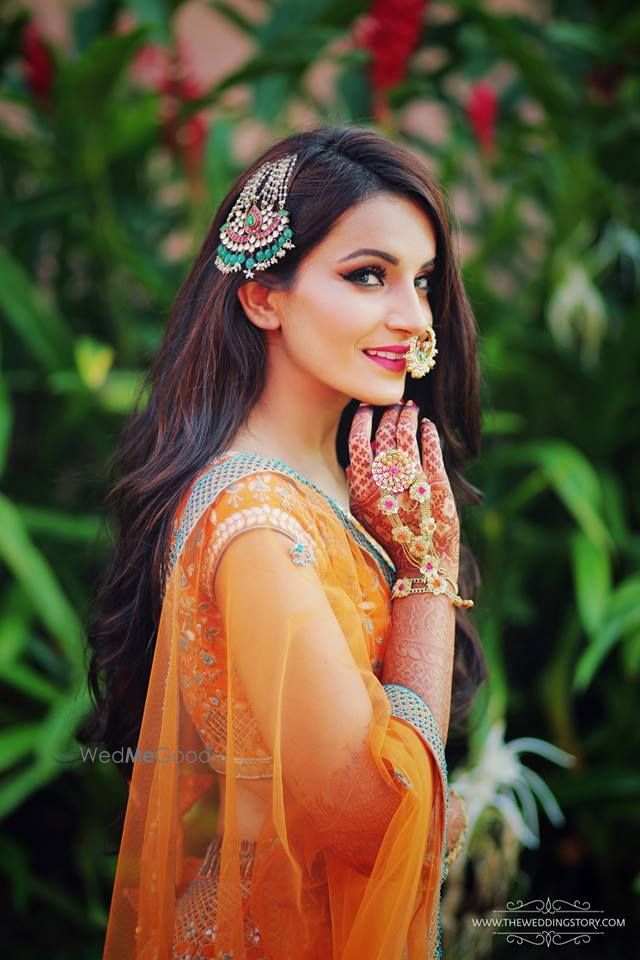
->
[355, 385, 405, 407]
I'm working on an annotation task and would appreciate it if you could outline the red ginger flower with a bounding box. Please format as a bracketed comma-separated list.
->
[22, 21, 55, 103]
[353, 0, 428, 91]
[131, 39, 207, 178]
[466, 82, 498, 156]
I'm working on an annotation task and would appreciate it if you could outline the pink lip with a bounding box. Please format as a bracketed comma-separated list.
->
[363, 351, 406, 372]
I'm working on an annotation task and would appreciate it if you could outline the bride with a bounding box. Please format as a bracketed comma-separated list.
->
[82, 123, 486, 960]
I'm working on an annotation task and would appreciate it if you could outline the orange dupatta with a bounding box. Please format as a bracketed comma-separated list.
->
[102, 450, 448, 960]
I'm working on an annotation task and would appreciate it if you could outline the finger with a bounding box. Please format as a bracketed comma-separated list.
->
[395, 402, 422, 471]
[374, 403, 403, 455]
[420, 418, 447, 484]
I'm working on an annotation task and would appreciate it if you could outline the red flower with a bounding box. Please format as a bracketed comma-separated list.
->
[22, 21, 55, 103]
[130, 42, 171, 91]
[131, 39, 207, 178]
[466, 83, 498, 156]
[353, 0, 428, 91]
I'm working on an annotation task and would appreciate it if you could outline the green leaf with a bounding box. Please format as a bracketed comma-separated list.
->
[56, 27, 150, 116]
[570, 531, 611, 637]
[0, 724, 41, 773]
[545, 21, 615, 56]
[574, 576, 640, 690]
[0, 661, 61, 703]
[453, 1, 575, 115]
[0, 495, 84, 674]
[101, 92, 161, 159]
[336, 64, 372, 121]
[17, 505, 103, 545]
[0, 762, 56, 821]
[204, 118, 238, 213]
[482, 410, 526, 435]
[0, 187, 79, 233]
[0, 598, 29, 665]
[621, 632, 640, 676]
[99, 369, 147, 414]
[72, 0, 122, 52]
[0, 248, 73, 370]
[252, 72, 292, 125]
[0, 370, 12, 477]
[209, 1, 258, 36]
[75, 336, 115, 390]
[124, 0, 174, 43]
[0, 688, 90, 818]
[507, 441, 612, 551]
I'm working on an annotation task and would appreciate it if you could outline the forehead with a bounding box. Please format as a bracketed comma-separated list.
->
[315, 193, 437, 257]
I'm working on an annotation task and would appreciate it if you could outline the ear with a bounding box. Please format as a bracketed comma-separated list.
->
[236, 280, 282, 332]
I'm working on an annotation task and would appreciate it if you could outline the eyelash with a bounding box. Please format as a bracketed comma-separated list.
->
[342, 263, 432, 293]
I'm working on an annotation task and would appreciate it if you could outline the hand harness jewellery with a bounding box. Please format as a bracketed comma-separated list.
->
[371, 444, 473, 608]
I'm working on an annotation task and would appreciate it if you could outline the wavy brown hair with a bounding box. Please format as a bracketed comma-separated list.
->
[79, 124, 486, 783]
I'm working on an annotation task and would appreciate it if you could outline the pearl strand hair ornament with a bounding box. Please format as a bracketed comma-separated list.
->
[215, 152, 298, 280]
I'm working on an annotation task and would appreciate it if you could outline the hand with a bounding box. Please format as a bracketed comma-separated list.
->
[346, 402, 460, 580]
[445, 790, 467, 859]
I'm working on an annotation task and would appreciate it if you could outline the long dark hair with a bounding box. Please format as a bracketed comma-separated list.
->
[78, 124, 486, 783]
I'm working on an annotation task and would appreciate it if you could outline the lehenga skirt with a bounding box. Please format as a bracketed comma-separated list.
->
[172, 836, 265, 959]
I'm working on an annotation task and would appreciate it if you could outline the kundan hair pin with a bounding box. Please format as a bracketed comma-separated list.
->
[215, 152, 298, 280]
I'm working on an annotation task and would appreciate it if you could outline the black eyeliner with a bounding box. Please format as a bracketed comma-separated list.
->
[341, 263, 431, 289]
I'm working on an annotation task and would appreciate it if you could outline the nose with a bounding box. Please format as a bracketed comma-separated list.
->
[385, 281, 432, 338]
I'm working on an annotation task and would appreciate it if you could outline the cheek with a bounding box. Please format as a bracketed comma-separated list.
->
[291, 281, 351, 345]
[288, 276, 375, 359]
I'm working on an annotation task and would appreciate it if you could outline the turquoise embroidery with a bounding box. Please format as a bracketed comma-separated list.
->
[164, 451, 396, 590]
[382, 683, 447, 783]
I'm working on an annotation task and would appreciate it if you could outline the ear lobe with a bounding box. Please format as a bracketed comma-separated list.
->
[236, 280, 281, 331]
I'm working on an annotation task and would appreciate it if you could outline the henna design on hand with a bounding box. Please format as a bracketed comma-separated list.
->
[347, 403, 460, 579]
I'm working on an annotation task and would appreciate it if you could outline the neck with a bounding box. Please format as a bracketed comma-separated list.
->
[232, 376, 350, 481]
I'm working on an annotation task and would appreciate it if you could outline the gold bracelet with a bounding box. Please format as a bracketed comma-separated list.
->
[372, 447, 473, 610]
[444, 787, 469, 866]
[392, 574, 473, 608]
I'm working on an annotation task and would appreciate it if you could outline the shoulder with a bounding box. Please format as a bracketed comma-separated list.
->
[199, 462, 323, 596]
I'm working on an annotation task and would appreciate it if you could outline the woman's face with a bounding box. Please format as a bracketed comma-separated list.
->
[269, 192, 437, 408]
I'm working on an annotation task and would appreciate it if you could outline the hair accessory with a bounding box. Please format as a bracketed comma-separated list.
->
[371, 447, 473, 608]
[405, 327, 438, 378]
[215, 152, 298, 279]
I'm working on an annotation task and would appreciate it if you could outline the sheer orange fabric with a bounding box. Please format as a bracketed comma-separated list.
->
[102, 450, 448, 960]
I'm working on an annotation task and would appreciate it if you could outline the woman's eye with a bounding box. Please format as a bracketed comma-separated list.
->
[343, 265, 431, 293]
[343, 266, 386, 287]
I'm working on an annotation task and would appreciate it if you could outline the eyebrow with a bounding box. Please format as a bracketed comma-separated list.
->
[338, 248, 437, 271]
